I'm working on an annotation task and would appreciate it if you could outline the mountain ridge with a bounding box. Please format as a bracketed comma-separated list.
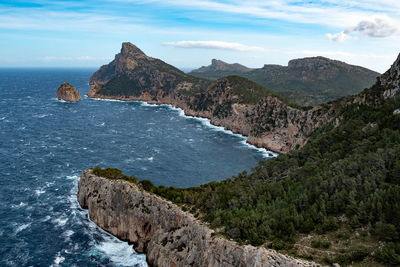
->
[190, 57, 380, 106]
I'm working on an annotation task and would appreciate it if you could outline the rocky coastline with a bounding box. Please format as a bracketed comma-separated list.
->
[86, 43, 342, 153]
[78, 169, 318, 267]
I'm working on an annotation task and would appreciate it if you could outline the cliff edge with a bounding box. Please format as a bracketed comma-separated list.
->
[78, 169, 318, 267]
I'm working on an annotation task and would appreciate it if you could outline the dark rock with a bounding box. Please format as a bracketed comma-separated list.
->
[56, 82, 81, 102]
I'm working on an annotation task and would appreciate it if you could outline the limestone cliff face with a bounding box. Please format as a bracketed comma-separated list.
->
[379, 53, 400, 99]
[78, 169, 318, 267]
[88, 43, 341, 153]
[57, 82, 81, 102]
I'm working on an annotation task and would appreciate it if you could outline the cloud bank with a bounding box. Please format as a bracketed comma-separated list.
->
[162, 41, 267, 52]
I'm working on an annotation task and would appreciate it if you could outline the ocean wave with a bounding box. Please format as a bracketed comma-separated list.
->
[33, 114, 52, 118]
[15, 223, 31, 234]
[35, 189, 46, 196]
[89, 97, 126, 103]
[90, 233, 147, 267]
[126, 100, 277, 158]
[53, 217, 68, 227]
[51, 252, 65, 266]
[11, 202, 27, 209]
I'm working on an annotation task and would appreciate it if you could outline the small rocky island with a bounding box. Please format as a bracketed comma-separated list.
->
[57, 82, 81, 102]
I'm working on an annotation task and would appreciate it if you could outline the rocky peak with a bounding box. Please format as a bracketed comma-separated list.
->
[120, 42, 147, 59]
[379, 53, 400, 99]
[56, 82, 81, 102]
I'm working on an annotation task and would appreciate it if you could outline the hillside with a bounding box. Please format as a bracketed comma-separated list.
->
[93, 53, 400, 266]
[190, 57, 380, 106]
[89, 42, 340, 153]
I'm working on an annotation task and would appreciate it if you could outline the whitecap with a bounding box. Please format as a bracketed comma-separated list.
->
[33, 114, 51, 118]
[90, 97, 125, 102]
[42, 215, 52, 222]
[11, 202, 27, 208]
[63, 230, 74, 239]
[35, 189, 46, 196]
[66, 175, 78, 180]
[15, 223, 31, 234]
[91, 235, 147, 267]
[53, 217, 68, 227]
[52, 252, 65, 266]
[147, 157, 153, 161]
[140, 102, 158, 107]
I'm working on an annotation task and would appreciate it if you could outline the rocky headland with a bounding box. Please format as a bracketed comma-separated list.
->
[57, 82, 81, 102]
[87, 42, 345, 153]
[78, 169, 318, 267]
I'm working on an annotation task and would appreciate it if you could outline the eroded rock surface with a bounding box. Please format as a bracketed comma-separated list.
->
[57, 82, 81, 102]
[78, 169, 319, 267]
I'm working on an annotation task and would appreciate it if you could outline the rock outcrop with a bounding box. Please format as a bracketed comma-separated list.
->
[57, 82, 81, 102]
[78, 169, 318, 267]
[379, 53, 400, 99]
[88, 42, 341, 153]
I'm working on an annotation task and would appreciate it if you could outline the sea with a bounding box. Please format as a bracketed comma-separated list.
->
[0, 68, 275, 266]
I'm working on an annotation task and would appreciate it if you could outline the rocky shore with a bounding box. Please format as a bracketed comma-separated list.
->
[87, 43, 343, 153]
[78, 169, 319, 267]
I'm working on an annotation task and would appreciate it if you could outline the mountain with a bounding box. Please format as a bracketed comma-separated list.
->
[192, 59, 252, 77]
[190, 57, 380, 106]
[87, 42, 400, 265]
[89, 42, 209, 98]
[87, 52, 400, 266]
[89, 42, 341, 153]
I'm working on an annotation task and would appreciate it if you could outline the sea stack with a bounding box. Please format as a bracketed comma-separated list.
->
[57, 82, 81, 102]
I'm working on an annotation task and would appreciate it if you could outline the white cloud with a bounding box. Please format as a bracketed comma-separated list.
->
[345, 18, 399, 37]
[112, 0, 400, 29]
[325, 32, 353, 42]
[162, 41, 267, 52]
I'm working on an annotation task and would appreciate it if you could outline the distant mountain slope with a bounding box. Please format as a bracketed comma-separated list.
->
[190, 57, 380, 106]
[192, 59, 252, 77]
[89, 42, 339, 153]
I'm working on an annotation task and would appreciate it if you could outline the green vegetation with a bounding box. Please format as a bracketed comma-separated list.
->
[93, 79, 400, 265]
[190, 60, 379, 106]
[153, 84, 399, 265]
[92, 166, 138, 184]
[224, 76, 310, 110]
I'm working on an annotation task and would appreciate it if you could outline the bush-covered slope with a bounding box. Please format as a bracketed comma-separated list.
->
[190, 57, 380, 106]
[93, 77, 400, 265]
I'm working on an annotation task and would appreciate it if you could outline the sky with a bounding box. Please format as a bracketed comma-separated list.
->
[1, 0, 400, 72]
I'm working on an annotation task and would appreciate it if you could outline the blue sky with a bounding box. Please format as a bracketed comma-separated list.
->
[1, 0, 400, 72]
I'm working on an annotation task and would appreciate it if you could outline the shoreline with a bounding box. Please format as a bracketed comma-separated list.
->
[86, 94, 279, 157]
[78, 169, 317, 267]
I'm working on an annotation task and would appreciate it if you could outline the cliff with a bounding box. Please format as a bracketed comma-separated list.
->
[57, 82, 81, 102]
[78, 169, 318, 267]
[88, 43, 341, 153]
